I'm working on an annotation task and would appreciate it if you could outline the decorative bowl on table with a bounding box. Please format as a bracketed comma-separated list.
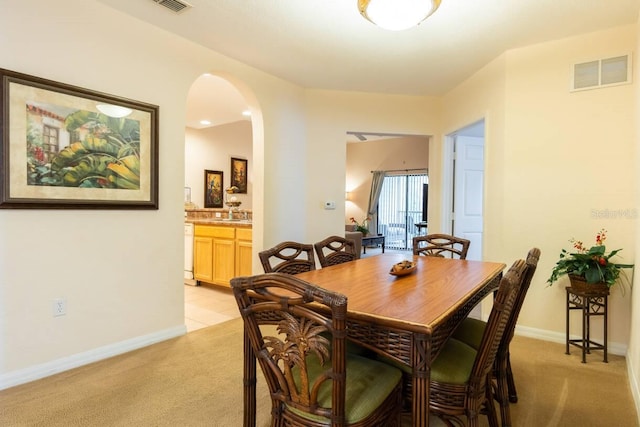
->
[389, 260, 417, 276]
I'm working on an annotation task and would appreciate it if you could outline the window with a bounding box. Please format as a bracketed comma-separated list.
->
[42, 125, 59, 163]
[377, 173, 427, 250]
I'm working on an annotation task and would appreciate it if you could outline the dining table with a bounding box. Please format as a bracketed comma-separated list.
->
[241, 252, 505, 427]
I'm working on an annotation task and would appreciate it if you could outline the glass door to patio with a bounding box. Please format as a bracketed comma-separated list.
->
[377, 172, 427, 250]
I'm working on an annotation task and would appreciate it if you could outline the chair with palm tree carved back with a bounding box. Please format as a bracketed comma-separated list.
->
[231, 272, 403, 427]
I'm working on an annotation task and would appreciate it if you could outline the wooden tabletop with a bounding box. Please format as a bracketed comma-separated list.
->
[296, 253, 506, 333]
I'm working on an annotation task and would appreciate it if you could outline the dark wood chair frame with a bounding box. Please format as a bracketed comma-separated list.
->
[314, 235, 358, 268]
[429, 258, 528, 427]
[412, 233, 471, 259]
[492, 248, 541, 427]
[231, 272, 403, 427]
[258, 241, 316, 275]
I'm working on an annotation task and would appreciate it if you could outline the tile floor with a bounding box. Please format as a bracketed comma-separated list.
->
[183, 245, 411, 332]
[184, 282, 240, 332]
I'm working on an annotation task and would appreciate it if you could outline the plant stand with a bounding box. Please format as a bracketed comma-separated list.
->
[565, 286, 609, 363]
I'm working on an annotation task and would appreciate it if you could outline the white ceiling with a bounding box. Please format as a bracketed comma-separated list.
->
[98, 0, 640, 134]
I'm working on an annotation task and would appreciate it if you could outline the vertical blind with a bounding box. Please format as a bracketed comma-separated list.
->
[377, 173, 427, 250]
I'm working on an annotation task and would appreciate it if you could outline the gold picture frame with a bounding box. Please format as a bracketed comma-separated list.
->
[204, 170, 224, 208]
[230, 157, 247, 194]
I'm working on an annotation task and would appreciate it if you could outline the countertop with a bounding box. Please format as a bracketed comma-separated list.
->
[186, 218, 252, 228]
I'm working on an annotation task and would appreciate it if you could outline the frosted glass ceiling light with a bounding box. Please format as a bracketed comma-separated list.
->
[96, 104, 133, 118]
[358, 0, 441, 31]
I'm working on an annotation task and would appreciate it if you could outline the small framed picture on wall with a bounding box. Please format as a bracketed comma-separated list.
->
[230, 157, 248, 194]
[204, 170, 224, 208]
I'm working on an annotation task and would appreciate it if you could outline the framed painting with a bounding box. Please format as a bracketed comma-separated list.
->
[230, 157, 248, 194]
[204, 170, 224, 208]
[0, 68, 159, 209]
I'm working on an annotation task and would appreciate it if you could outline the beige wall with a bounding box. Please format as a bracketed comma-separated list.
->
[0, 0, 307, 386]
[185, 121, 253, 209]
[443, 26, 637, 352]
[302, 90, 441, 248]
[346, 136, 429, 226]
[629, 12, 640, 420]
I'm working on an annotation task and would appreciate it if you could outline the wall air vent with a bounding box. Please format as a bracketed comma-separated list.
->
[571, 54, 632, 92]
[152, 0, 192, 14]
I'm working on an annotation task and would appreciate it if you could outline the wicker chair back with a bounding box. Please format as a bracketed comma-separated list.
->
[412, 233, 471, 259]
[259, 241, 316, 275]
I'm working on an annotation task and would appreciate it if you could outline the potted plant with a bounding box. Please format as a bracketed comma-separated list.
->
[350, 216, 370, 236]
[547, 229, 632, 291]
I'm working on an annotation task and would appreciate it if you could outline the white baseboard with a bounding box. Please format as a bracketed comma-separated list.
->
[514, 324, 627, 356]
[0, 325, 187, 391]
[626, 351, 640, 427]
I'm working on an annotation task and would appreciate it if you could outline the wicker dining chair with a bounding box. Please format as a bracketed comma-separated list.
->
[231, 273, 404, 427]
[451, 247, 541, 427]
[314, 235, 358, 268]
[412, 233, 471, 259]
[428, 258, 527, 427]
[258, 241, 316, 275]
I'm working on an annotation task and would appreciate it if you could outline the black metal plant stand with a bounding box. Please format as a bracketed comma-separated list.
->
[565, 286, 609, 363]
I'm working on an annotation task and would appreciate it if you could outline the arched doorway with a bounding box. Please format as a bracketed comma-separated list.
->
[183, 72, 263, 332]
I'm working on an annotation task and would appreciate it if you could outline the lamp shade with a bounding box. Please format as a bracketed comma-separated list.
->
[358, 0, 441, 31]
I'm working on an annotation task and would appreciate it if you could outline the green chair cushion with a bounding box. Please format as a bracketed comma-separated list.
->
[374, 337, 477, 385]
[320, 331, 377, 358]
[451, 317, 486, 350]
[288, 352, 402, 424]
[430, 338, 477, 384]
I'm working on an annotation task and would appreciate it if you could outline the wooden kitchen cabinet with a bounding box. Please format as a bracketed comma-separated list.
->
[193, 224, 252, 287]
[236, 228, 253, 277]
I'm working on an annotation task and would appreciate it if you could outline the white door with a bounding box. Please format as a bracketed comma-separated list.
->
[453, 136, 484, 261]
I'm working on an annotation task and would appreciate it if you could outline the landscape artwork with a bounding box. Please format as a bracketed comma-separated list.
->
[0, 68, 159, 209]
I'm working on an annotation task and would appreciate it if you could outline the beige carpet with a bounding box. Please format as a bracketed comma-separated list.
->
[1, 318, 637, 427]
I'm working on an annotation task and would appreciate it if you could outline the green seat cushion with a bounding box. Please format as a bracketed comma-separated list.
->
[451, 317, 486, 350]
[374, 337, 477, 385]
[320, 331, 377, 358]
[288, 352, 402, 424]
[430, 338, 477, 384]
[374, 352, 412, 375]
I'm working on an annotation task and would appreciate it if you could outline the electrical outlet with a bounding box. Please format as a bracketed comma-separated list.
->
[52, 298, 66, 317]
[215, 212, 221, 218]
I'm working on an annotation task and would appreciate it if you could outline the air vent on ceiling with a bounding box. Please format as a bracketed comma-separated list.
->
[571, 54, 631, 92]
[152, 0, 192, 13]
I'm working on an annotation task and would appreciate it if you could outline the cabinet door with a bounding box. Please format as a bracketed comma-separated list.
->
[212, 237, 235, 287]
[236, 240, 253, 277]
[193, 236, 213, 282]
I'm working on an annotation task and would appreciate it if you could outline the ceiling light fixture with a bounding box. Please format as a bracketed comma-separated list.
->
[358, 0, 441, 31]
[200, 120, 212, 125]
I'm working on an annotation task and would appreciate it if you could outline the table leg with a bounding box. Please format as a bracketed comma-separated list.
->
[243, 326, 257, 427]
[412, 333, 430, 427]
